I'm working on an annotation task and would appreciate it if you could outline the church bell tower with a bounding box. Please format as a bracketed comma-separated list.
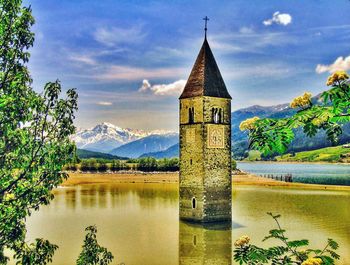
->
[179, 17, 232, 222]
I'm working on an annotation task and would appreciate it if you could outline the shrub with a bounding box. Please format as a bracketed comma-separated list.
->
[234, 213, 340, 265]
[76, 226, 113, 265]
[97, 162, 108, 172]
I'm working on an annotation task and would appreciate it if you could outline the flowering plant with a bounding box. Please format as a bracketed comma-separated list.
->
[239, 117, 260, 131]
[233, 213, 340, 265]
[240, 72, 350, 155]
[290, 92, 312, 109]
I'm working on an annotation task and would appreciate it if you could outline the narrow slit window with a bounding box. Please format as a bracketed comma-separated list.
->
[213, 108, 223, 124]
[213, 108, 220, 123]
[212, 108, 215, 122]
[189, 107, 194, 124]
[192, 197, 196, 209]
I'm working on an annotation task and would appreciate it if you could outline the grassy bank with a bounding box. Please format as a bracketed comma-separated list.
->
[275, 145, 350, 163]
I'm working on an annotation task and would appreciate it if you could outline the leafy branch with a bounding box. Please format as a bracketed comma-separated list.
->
[76, 226, 114, 265]
[233, 213, 340, 265]
[0, 0, 80, 262]
[240, 71, 350, 156]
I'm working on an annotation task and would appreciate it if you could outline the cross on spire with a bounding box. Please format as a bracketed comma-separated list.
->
[203, 16, 209, 39]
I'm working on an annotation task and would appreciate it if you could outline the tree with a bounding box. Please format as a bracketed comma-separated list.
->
[0, 0, 78, 262]
[97, 161, 108, 172]
[110, 160, 121, 171]
[157, 157, 179, 171]
[240, 71, 350, 156]
[137, 157, 157, 171]
[232, 159, 237, 170]
[76, 226, 114, 265]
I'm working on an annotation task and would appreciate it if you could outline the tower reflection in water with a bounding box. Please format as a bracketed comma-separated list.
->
[179, 221, 232, 265]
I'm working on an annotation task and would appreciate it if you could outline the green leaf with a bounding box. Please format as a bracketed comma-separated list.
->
[326, 249, 340, 260]
[287, 240, 309, 248]
[318, 255, 335, 265]
[327, 238, 339, 250]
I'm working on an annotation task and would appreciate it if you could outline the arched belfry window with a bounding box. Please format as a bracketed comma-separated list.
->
[212, 108, 223, 124]
[192, 197, 196, 209]
[189, 107, 194, 124]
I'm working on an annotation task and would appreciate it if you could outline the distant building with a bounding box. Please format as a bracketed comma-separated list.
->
[179, 22, 232, 223]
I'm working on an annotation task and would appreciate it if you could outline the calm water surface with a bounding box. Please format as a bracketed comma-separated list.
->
[18, 183, 350, 265]
[238, 162, 350, 185]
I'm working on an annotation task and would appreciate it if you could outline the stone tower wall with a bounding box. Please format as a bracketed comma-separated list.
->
[179, 97, 205, 221]
[203, 97, 231, 222]
[179, 96, 231, 222]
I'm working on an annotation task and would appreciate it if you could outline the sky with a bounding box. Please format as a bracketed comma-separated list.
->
[24, 0, 350, 131]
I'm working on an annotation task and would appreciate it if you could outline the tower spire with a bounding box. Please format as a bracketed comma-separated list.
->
[203, 16, 209, 39]
[179, 25, 231, 99]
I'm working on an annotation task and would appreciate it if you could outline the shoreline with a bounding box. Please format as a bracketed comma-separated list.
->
[62, 172, 350, 191]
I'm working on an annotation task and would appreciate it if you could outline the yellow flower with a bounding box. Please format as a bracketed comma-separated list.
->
[299, 248, 307, 254]
[301, 257, 323, 265]
[239, 117, 260, 131]
[311, 118, 324, 126]
[234, 235, 250, 247]
[4, 193, 15, 201]
[290, 92, 312, 109]
[326, 70, 349, 86]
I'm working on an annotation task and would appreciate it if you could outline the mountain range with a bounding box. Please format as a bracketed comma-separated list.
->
[73, 95, 350, 159]
[109, 133, 178, 158]
[73, 122, 175, 154]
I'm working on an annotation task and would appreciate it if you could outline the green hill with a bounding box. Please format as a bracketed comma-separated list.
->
[76, 149, 127, 160]
[276, 145, 350, 163]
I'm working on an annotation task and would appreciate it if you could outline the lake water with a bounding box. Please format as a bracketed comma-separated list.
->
[237, 162, 350, 185]
[18, 183, 350, 265]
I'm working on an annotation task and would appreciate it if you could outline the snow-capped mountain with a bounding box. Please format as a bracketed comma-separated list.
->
[72, 122, 176, 153]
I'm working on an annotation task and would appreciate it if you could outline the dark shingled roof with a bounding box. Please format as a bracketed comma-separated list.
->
[179, 38, 231, 99]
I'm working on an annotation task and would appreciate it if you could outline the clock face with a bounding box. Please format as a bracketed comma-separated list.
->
[207, 125, 224, 148]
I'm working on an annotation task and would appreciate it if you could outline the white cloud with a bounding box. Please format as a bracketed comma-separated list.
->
[263, 12, 292, 26]
[239, 27, 254, 34]
[316, 55, 350, 73]
[139, 79, 151, 92]
[210, 40, 245, 53]
[97, 65, 186, 81]
[139, 79, 186, 96]
[70, 54, 97, 65]
[96, 101, 113, 106]
[222, 62, 298, 80]
[209, 31, 297, 54]
[94, 26, 146, 47]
